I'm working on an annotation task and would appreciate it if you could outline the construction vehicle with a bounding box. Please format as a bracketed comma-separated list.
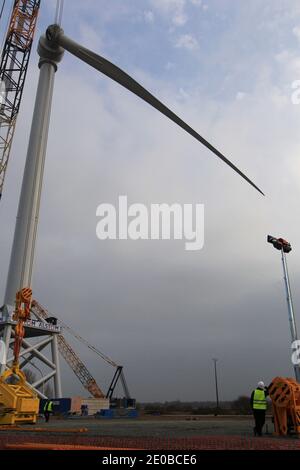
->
[0, 288, 39, 424]
[107, 366, 131, 401]
[269, 377, 300, 436]
[31, 300, 134, 406]
[58, 318, 133, 404]
[31, 300, 106, 399]
[0, 0, 41, 199]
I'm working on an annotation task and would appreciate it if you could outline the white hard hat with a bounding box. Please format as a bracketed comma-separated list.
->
[258, 381, 265, 388]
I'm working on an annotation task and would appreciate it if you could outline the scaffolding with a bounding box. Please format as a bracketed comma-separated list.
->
[0, 304, 62, 398]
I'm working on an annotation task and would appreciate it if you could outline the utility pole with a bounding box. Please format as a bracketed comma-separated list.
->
[212, 358, 220, 414]
[267, 235, 300, 382]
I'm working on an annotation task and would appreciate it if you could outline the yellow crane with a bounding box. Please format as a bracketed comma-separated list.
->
[0, 288, 39, 425]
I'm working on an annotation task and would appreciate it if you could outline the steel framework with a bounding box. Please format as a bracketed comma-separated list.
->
[0, 303, 62, 398]
[32, 300, 131, 400]
[32, 300, 105, 398]
[0, 0, 41, 199]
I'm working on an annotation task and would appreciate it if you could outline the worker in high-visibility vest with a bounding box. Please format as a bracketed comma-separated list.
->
[43, 399, 54, 423]
[250, 381, 268, 436]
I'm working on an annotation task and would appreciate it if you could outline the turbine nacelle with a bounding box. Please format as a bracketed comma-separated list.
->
[38, 27, 64, 68]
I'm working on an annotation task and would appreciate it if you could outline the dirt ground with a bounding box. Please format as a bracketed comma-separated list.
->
[1, 415, 300, 450]
[24, 414, 267, 437]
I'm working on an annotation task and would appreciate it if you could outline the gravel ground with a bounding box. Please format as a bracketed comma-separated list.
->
[28, 415, 263, 437]
[1, 416, 300, 450]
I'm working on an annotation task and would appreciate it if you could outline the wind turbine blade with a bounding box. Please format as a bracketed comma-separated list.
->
[55, 31, 263, 195]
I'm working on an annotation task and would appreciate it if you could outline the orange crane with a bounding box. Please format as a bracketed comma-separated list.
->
[31, 300, 132, 401]
[0, 0, 41, 199]
[31, 300, 105, 398]
[0, 287, 39, 425]
[269, 377, 300, 436]
[53, 309, 131, 400]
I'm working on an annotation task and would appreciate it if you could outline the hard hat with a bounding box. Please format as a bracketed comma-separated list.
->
[258, 381, 265, 388]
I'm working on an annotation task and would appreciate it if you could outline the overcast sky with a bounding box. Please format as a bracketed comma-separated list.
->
[1, 0, 300, 402]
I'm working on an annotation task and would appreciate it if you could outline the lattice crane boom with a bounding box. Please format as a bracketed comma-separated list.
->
[34, 300, 131, 397]
[56, 334, 105, 399]
[31, 300, 105, 399]
[0, 0, 41, 199]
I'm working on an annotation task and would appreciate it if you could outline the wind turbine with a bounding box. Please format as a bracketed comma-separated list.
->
[3, 24, 263, 311]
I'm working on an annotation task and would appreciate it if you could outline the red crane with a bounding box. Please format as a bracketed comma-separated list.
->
[31, 300, 131, 400]
[0, 0, 41, 199]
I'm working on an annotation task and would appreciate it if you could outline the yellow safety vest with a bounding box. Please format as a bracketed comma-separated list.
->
[44, 401, 53, 412]
[253, 389, 267, 410]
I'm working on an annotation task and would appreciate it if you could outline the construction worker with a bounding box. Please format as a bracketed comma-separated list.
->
[43, 399, 54, 423]
[250, 381, 268, 436]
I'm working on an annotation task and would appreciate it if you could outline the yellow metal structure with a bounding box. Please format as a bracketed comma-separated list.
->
[0, 368, 39, 425]
[0, 288, 39, 424]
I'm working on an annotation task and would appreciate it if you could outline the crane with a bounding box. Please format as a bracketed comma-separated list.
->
[0, 288, 39, 425]
[0, 0, 41, 199]
[52, 311, 131, 400]
[31, 300, 105, 398]
[31, 300, 131, 400]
